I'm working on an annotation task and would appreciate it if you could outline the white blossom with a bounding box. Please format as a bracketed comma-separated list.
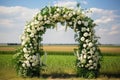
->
[22, 63, 26, 68]
[88, 42, 93, 47]
[83, 44, 87, 48]
[80, 37, 85, 41]
[26, 28, 31, 33]
[23, 48, 28, 53]
[84, 22, 88, 26]
[83, 32, 89, 37]
[38, 14, 43, 20]
[81, 27, 86, 32]
[88, 59, 93, 64]
[24, 54, 29, 59]
[86, 39, 89, 43]
[69, 22, 72, 25]
[24, 61, 30, 67]
[30, 33, 34, 37]
[77, 20, 81, 25]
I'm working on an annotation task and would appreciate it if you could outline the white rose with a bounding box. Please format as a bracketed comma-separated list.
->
[45, 20, 50, 24]
[26, 28, 31, 33]
[83, 44, 87, 48]
[30, 33, 34, 37]
[84, 22, 88, 26]
[88, 60, 93, 64]
[83, 32, 89, 37]
[38, 15, 43, 20]
[34, 20, 39, 24]
[56, 8, 60, 12]
[83, 54, 87, 59]
[88, 42, 93, 47]
[21, 41, 26, 46]
[89, 66, 94, 70]
[24, 54, 29, 59]
[68, 13, 72, 17]
[77, 20, 81, 25]
[86, 39, 89, 43]
[22, 63, 26, 68]
[63, 14, 67, 18]
[81, 27, 86, 32]
[69, 22, 72, 25]
[80, 37, 85, 41]
[23, 48, 28, 53]
[25, 61, 30, 67]
[32, 63, 36, 66]
[40, 26, 44, 31]
[86, 28, 90, 31]
[31, 22, 34, 26]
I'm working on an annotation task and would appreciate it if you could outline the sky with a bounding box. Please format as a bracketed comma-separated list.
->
[0, 0, 120, 44]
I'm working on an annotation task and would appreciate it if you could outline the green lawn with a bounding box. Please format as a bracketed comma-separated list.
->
[0, 52, 120, 80]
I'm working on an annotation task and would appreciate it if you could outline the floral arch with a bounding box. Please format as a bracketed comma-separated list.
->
[14, 6, 101, 78]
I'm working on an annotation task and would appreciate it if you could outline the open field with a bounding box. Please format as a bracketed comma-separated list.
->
[0, 45, 120, 80]
[0, 45, 120, 53]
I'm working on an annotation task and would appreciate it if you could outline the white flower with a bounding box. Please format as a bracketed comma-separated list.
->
[84, 22, 88, 26]
[68, 13, 72, 17]
[56, 8, 60, 12]
[88, 56, 92, 59]
[83, 54, 87, 59]
[45, 20, 50, 24]
[93, 63, 97, 67]
[83, 32, 89, 37]
[89, 66, 94, 70]
[31, 22, 34, 26]
[34, 20, 39, 24]
[32, 55, 37, 61]
[40, 26, 44, 30]
[22, 63, 26, 68]
[32, 62, 37, 66]
[83, 44, 87, 48]
[77, 20, 81, 25]
[21, 35, 26, 40]
[86, 39, 89, 43]
[38, 14, 43, 20]
[88, 42, 93, 47]
[81, 59, 86, 64]
[88, 60, 93, 64]
[69, 22, 72, 25]
[23, 48, 28, 53]
[81, 27, 86, 32]
[21, 41, 26, 46]
[30, 33, 34, 37]
[26, 28, 31, 33]
[24, 54, 29, 59]
[63, 14, 67, 18]
[86, 28, 90, 31]
[24, 61, 30, 67]
[80, 37, 85, 41]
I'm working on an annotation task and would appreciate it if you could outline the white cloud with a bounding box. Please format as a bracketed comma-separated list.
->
[0, 6, 39, 43]
[89, 8, 118, 24]
[54, 0, 77, 9]
[109, 26, 120, 35]
[81, 0, 88, 5]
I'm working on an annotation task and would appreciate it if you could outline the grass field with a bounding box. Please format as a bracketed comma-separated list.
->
[0, 45, 120, 80]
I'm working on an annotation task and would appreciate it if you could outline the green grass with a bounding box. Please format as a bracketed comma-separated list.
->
[0, 52, 120, 79]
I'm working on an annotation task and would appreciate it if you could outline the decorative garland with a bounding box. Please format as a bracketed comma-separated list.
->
[13, 6, 101, 78]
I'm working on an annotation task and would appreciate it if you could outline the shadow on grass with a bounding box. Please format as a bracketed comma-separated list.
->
[40, 73, 120, 79]
[100, 73, 120, 78]
[41, 73, 76, 79]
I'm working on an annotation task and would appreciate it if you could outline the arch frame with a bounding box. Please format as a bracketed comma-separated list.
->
[14, 6, 101, 78]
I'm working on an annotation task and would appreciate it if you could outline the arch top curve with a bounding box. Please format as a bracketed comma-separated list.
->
[15, 6, 101, 78]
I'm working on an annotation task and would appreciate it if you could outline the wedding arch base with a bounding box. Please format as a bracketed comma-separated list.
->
[14, 6, 101, 78]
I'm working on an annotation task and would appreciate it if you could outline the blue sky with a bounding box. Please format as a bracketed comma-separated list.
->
[0, 0, 120, 44]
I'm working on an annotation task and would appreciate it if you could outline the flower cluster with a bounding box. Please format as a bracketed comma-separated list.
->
[14, 6, 101, 78]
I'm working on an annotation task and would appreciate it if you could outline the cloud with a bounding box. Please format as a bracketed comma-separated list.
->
[89, 8, 118, 24]
[0, 6, 39, 43]
[54, 0, 77, 9]
[109, 26, 120, 35]
[81, 0, 88, 5]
